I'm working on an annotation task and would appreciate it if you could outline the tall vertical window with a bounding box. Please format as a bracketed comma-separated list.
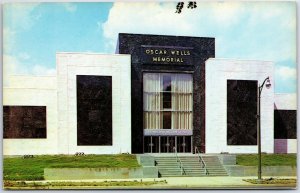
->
[227, 80, 257, 145]
[143, 73, 193, 130]
[77, 75, 112, 146]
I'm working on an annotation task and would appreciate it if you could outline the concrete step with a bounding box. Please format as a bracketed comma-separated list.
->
[182, 167, 204, 169]
[155, 155, 228, 177]
[156, 161, 179, 163]
[156, 164, 180, 166]
[159, 171, 182, 173]
[159, 171, 182, 174]
[182, 168, 204, 170]
[181, 163, 205, 165]
[158, 168, 181, 170]
[156, 162, 179, 164]
[182, 167, 203, 170]
[184, 170, 206, 173]
[206, 174, 228, 176]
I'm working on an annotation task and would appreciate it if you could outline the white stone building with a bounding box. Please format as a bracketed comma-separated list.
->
[3, 34, 297, 155]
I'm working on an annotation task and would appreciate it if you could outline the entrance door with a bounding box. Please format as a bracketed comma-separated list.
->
[168, 136, 176, 152]
[177, 136, 184, 153]
[160, 136, 168, 153]
[144, 136, 192, 153]
[176, 136, 192, 153]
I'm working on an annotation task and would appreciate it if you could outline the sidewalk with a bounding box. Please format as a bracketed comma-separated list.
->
[161, 176, 297, 189]
[18, 176, 297, 189]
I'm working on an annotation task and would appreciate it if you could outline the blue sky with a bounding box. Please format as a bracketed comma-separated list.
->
[3, 2, 297, 93]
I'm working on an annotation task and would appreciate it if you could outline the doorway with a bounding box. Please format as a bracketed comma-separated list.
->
[144, 136, 192, 153]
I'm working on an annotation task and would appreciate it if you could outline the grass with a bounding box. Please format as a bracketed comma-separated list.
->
[244, 178, 296, 185]
[236, 154, 297, 166]
[3, 154, 140, 181]
[4, 153, 297, 181]
[3, 180, 167, 189]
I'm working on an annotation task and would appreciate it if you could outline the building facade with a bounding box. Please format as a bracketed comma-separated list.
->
[3, 33, 297, 155]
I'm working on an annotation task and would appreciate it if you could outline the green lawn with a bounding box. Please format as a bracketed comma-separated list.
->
[3, 154, 140, 181]
[236, 154, 297, 166]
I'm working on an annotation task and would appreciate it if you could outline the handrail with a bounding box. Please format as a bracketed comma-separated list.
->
[173, 147, 185, 175]
[195, 147, 208, 175]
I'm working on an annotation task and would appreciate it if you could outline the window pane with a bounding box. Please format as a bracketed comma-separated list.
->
[163, 75, 171, 91]
[152, 136, 160, 153]
[160, 136, 169, 153]
[184, 136, 192, 153]
[168, 136, 176, 152]
[143, 73, 193, 130]
[177, 136, 184, 153]
[163, 111, 171, 129]
[163, 92, 171, 109]
[144, 136, 152, 153]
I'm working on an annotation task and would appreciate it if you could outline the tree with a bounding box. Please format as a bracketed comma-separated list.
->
[176, 2, 197, 14]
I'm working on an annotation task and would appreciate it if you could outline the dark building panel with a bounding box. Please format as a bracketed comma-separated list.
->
[117, 33, 215, 153]
[227, 80, 258, 145]
[274, 139, 288, 153]
[3, 106, 46, 138]
[274, 110, 297, 139]
[77, 75, 112, 146]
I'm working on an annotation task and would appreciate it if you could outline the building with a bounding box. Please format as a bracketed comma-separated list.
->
[3, 33, 297, 155]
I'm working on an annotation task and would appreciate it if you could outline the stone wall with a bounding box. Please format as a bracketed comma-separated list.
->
[56, 53, 132, 154]
[224, 165, 296, 176]
[44, 167, 158, 180]
[3, 76, 58, 155]
[205, 59, 274, 153]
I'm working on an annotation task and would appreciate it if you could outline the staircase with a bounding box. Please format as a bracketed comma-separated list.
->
[201, 156, 228, 176]
[155, 156, 183, 177]
[155, 155, 228, 177]
[178, 156, 207, 176]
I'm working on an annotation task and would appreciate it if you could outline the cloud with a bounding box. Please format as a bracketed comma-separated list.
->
[3, 54, 56, 86]
[102, 2, 197, 51]
[32, 65, 56, 76]
[62, 3, 77, 13]
[3, 3, 40, 31]
[209, 2, 244, 27]
[275, 66, 297, 80]
[227, 2, 296, 63]
[3, 3, 41, 55]
[18, 52, 31, 60]
[102, 2, 296, 63]
[102, 2, 296, 94]
[101, 2, 247, 51]
[3, 55, 23, 86]
[3, 55, 27, 74]
[3, 28, 16, 54]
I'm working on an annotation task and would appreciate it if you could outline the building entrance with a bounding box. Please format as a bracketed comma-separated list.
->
[143, 72, 193, 153]
[144, 136, 192, 153]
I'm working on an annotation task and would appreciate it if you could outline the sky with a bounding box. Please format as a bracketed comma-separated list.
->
[3, 1, 297, 94]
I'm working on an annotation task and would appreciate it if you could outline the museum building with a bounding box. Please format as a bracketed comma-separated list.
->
[3, 33, 297, 155]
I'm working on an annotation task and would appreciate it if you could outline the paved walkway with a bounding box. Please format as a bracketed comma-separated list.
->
[21, 176, 297, 189]
[161, 176, 297, 189]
